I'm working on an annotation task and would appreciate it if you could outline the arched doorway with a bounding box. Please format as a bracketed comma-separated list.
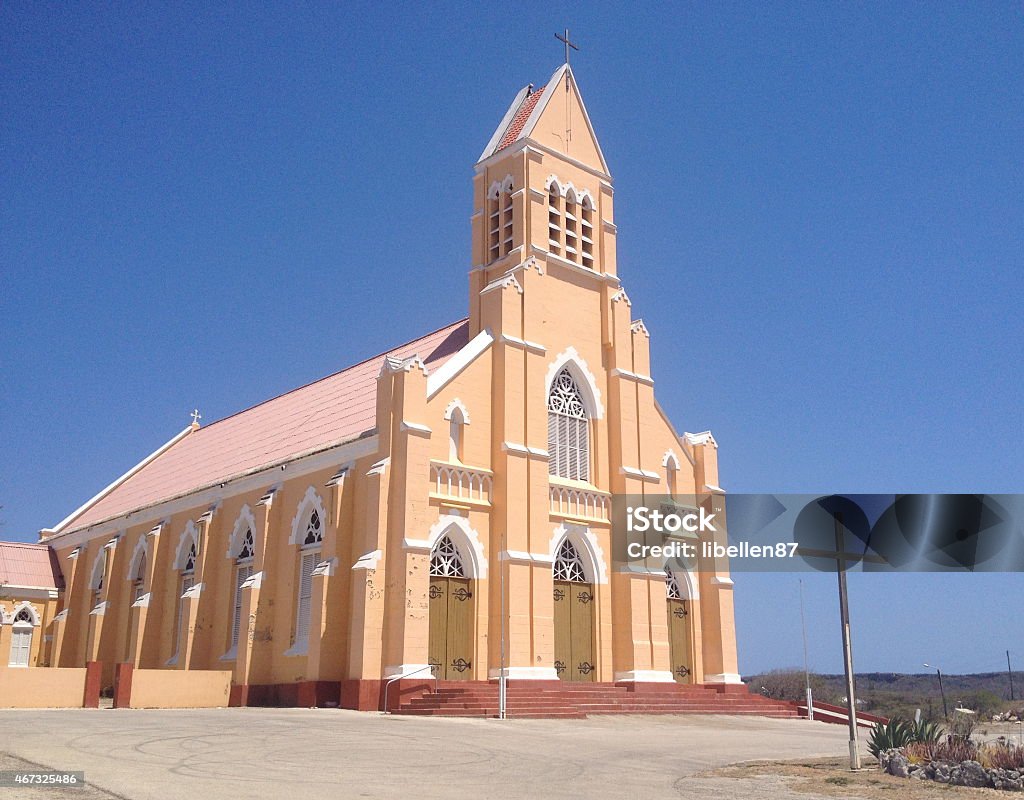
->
[428, 534, 475, 680]
[665, 568, 693, 684]
[553, 538, 596, 682]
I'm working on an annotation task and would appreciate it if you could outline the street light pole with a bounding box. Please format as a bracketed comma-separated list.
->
[924, 663, 949, 721]
[1008, 650, 1016, 702]
[799, 579, 814, 721]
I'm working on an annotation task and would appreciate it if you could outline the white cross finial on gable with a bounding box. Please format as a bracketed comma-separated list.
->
[190, 409, 202, 426]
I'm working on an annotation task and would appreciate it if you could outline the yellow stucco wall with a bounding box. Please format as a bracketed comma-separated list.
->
[128, 669, 231, 708]
[0, 666, 86, 708]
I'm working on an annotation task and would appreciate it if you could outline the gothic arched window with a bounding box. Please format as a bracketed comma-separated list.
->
[548, 367, 590, 482]
[132, 552, 146, 603]
[553, 539, 587, 583]
[429, 535, 466, 578]
[237, 528, 254, 561]
[665, 567, 682, 600]
[303, 511, 323, 547]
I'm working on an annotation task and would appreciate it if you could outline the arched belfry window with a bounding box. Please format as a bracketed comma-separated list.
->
[553, 539, 587, 583]
[548, 367, 590, 482]
[429, 535, 465, 578]
[487, 176, 514, 263]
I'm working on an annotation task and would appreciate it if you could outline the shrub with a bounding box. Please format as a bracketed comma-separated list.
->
[910, 718, 944, 745]
[980, 742, 1024, 771]
[868, 719, 915, 759]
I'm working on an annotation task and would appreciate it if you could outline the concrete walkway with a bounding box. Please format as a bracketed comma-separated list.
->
[0, 708, 859, 799]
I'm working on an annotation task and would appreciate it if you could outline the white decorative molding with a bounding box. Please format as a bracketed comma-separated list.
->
[379, 353, 428, 377]
[611, 287, 631, 306]
[131, 592, 151, 609]
[544, 174, 595, 209]
[400, 420, 432, 437]
[704, 672, 743, 685]
[181, 582, 203, 600]
[486, 174, 514, 199]
[501, 442, 549, 459]
[289, 486, 327, 546]
[619, 466, 662, 482]
[89, 601, 109, 617]
[488, 666, 560, 680]
[10, 601, 41, 626]
[443, 398, 471, 424]
[710, 576, 735, 587]
[53, 609, 69, 623]
[614, 670, 676, 683]
[125, 535, 148, 581]
[609, 367, 654, 385]
[352, 550, 382, 571]
[545, 346, 604, 419]
[662, 449, 682, 470]
[499, 550, 555, 565]
[430, 461, 492, 506]
[685, 430, 718, 449]
[549, 484, 610, 523]
[704, 484, 726, 494]
[312, 557, 337, 578]
[480, 271, 523, 296]
[174, 520, 200, 570]
[240, 571, 263, 590]
[324, 465, 349, 487]
[630, 319, 650, 338]
[550, 523, 608, 584]
[226, 504, 258, 559]
[426, 329, 494, 399]
[419, 515, 488, 579]
[499, 334, 546, 354]
[366, 457, 390, 477]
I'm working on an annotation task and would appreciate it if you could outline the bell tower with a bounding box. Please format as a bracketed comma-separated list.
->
[468, 64, 617, 337]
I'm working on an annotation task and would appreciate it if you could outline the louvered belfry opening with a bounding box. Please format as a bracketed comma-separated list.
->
[547, 367, 590, 482]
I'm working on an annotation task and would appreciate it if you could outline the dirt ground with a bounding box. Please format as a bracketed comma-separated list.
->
[683, 757, 1011, 800]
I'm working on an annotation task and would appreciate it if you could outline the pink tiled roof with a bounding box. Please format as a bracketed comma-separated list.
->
[61, 320, 470, 534]
[0, 542, 64, 589]
[496, 85, 546, 151]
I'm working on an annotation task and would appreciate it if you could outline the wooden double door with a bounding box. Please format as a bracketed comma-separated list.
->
[553, 580, 596, 681]
[428, 575, 475, 680]
[667, 597, 693, 683]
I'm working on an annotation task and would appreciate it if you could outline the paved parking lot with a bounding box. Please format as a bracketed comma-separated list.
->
[0, 709, 858, 799]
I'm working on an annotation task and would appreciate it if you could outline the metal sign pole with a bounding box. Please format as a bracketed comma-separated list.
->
[835, 512, 861, 769]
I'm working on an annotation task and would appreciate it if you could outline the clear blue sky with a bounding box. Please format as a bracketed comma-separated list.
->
[2, 3, 1021, 677]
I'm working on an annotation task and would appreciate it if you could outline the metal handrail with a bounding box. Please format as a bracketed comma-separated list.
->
[383, 664, 438, 713]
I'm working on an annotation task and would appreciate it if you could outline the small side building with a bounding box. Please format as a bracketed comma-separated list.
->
[0, 542, 64, 667]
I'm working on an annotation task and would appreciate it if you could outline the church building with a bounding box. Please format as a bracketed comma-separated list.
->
[19, 64, 742, 708]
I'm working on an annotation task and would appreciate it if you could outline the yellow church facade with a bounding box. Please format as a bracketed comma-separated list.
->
[31, 64, 741, 709]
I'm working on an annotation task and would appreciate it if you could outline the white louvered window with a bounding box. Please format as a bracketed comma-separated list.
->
[553, 539, 587, 583]
[8, 609, 34, 667]
[173, 573, 194, 660]
[429, 534, 466, 577]
[295, 550, 319, 645]
[231, 563, 253, 649]
[547, 367, 590, 482]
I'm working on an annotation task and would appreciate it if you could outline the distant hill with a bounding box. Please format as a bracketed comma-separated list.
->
[744, 669, 1024, 721]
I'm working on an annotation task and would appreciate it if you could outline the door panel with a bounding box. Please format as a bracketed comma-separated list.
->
[429, 576, 474, 680]
[445, 577, 473, 680]
[667, 598, 692, 683]
[569, 583, 596, 682]
[428, 577, 447, 678]
[553, 580, 571, 679]
[553, 580, 595, 681]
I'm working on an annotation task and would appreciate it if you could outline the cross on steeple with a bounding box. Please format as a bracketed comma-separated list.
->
[190, 408, 202, 426]
[555, 28, 579, 68]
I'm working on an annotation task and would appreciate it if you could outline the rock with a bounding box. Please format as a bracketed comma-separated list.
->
[950, 760, 991, 788]
[933, 762, 952, 783]
[990, 768, 1024, 792]
[878, 750, 910, 778]
[910, 768, 927, 780]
